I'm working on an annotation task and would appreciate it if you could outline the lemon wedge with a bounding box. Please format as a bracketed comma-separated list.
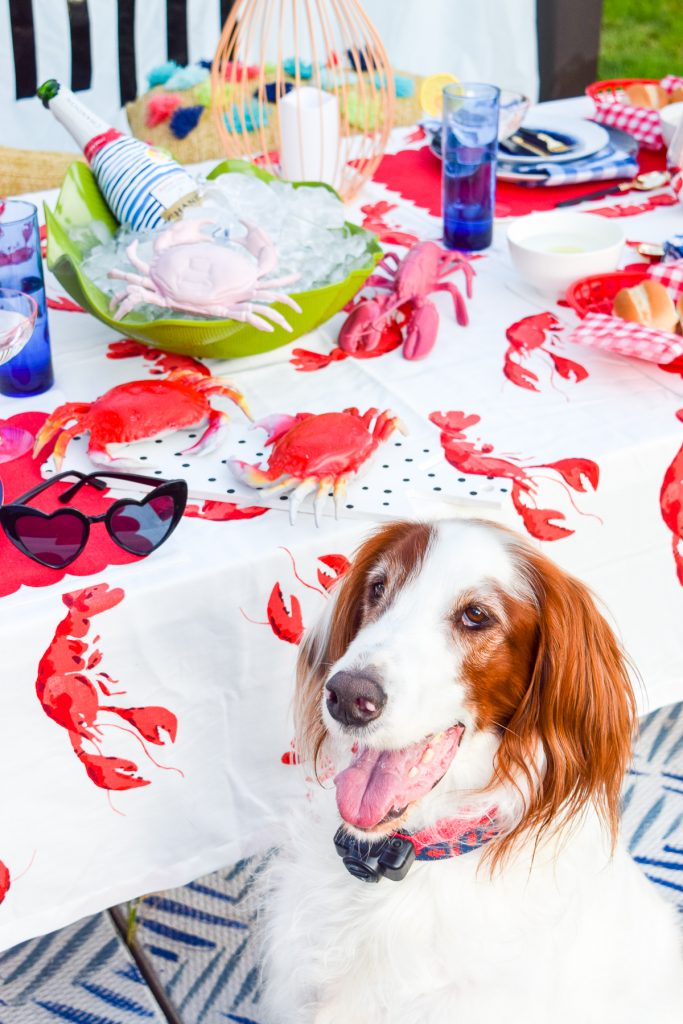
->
[419, 73, 461, 117]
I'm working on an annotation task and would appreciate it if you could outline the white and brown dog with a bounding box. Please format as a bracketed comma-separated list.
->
[262, 520, 683, 1024]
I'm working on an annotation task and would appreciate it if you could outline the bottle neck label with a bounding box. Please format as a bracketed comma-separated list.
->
[84, 128, 124, 163]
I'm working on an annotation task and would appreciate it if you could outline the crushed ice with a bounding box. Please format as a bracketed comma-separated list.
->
[75, 174, 374, 321]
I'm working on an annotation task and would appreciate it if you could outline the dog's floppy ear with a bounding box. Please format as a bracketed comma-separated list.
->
[493, 545, 637, 861]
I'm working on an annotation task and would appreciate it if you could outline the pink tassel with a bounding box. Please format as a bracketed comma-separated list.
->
[145, 93, 183, 128]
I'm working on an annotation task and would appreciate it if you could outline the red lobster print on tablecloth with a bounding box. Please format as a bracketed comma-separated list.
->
[504, 312, 588, 392]
[429, 411, 600, 542]
[36, 583, 179, 791]
[106, 338, 210, 377]
[0, 862, 9, 905]
[359, 201, 419, 248]
[291, 319, 403, 372]
[244, 549, 350, 646]
[660, 410, 683, 587]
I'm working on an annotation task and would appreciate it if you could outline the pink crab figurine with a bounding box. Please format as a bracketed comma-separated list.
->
[229, 407, 406, 525]
[33, 368, 251, 469]
[108, 219, 302, 331]
[338, 241, 474, 360]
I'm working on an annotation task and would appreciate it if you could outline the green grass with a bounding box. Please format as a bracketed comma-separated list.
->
[599, 0, 682, 80]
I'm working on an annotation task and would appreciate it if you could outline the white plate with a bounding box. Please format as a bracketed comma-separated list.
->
[498, 117, 610, 166]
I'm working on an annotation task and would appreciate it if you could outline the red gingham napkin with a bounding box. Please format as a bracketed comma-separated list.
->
[567, 312, 683, 364]
[648, 260, 683, 300]
[591, 75, 683, 150]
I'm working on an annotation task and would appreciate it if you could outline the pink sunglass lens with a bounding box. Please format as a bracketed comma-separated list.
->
[110, 495, 176, 555]
[14, 512, 86, 567]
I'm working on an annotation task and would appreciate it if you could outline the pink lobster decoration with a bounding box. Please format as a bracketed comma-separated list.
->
[338, 241, 474, 361]
[33, 367, 251, 469]
[36, 583, 178, 790]
[660, 409, 683, 586]
[230, 407, 405, 524]
[429, 410, 600, 542]
[108, 219, 301, 331]
[504, 312, 588, 392]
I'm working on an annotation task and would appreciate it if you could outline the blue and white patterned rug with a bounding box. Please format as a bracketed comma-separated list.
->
[1, 702, 681, 1024]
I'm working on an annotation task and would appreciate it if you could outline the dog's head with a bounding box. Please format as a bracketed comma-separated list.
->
[296, 520, 636, 859]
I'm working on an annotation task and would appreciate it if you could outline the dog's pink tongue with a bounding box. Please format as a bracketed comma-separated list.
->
[334, 727, 463, 830]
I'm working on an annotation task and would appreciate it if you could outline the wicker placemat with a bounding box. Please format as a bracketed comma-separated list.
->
[0, 147, 85, 196]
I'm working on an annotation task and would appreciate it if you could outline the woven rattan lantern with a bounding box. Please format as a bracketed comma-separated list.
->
[211, 0, 395, 201]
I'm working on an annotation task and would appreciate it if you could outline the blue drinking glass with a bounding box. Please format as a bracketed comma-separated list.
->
[0, 200, 54, 397]
[442, 83, 500, 252]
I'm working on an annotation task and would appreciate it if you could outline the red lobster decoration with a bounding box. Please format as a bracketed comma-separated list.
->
[338, 242, 474, 361]
[37, 583, 178, 791]
[504, 312, 588, 392]
[429, 411, 600, 542]
[246, 551, 350, 645]
[660, 409, 683, 586]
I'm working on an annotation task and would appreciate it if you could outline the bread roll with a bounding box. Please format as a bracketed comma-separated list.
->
[624, 83, 669, 109]
[677, 296, 683, 332]
[613, 280, 678, 333]
[667, 88, 683, 105]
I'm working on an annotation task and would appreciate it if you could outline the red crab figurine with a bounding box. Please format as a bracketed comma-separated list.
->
[338, 241, 474, 361]
[229, 407, 406, 524]
[34, 369, 251, 469]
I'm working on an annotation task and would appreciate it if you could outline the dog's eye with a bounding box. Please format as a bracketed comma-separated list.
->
[461, 605, 490, 628]
[370, 579, 385, 602]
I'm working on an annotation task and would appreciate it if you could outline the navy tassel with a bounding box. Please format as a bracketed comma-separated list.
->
[169, 104, 204, 139]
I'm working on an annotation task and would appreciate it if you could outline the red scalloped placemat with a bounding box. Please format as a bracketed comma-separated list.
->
[372, 145, 668, 219]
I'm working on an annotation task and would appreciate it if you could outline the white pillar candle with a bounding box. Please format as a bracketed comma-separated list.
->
[279, 87, 340, 188]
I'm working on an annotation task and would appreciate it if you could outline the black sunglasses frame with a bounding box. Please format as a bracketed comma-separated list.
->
[0, 470, 188, 569]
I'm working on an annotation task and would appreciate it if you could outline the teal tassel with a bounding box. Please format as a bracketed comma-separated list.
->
[394, 74, 415, 98]
[224, 99, 268, 133]
[147, 60, 180, 88]
[169, 105, 204, 139]
[283, 57, 314, 80]
[164, 64, 209, 91]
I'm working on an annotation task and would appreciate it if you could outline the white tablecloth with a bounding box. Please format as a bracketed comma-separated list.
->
[0, 108, 682, 951]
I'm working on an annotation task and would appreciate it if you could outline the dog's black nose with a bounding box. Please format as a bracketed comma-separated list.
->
[326, 669, 386, 727]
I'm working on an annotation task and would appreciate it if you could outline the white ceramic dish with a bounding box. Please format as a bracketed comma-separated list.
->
[499, 117, 609, 165]
[507, 211, 624, 296]
[660, 102, 683, 146]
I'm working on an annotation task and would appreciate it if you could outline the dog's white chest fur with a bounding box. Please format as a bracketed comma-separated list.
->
[261, 805, 683, 1024]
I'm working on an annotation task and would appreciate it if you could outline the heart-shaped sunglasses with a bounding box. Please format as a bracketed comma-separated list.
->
[0, 470, 188, 569]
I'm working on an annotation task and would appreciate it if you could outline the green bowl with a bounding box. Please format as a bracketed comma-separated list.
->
[45, 159, 381, 359]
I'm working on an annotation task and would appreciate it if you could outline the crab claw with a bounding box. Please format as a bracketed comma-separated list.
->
[228, 459, 274, 488]
[403, 301, 440, 361]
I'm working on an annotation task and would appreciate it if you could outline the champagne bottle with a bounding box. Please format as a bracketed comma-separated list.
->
[37, 79, 200, 231]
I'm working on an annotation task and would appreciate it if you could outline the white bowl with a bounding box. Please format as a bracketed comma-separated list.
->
[660, 102, 683, 146]
[507, 212, 624, 296]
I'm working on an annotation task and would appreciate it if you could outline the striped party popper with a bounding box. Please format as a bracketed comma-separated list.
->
[37, 79, 200, 231]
